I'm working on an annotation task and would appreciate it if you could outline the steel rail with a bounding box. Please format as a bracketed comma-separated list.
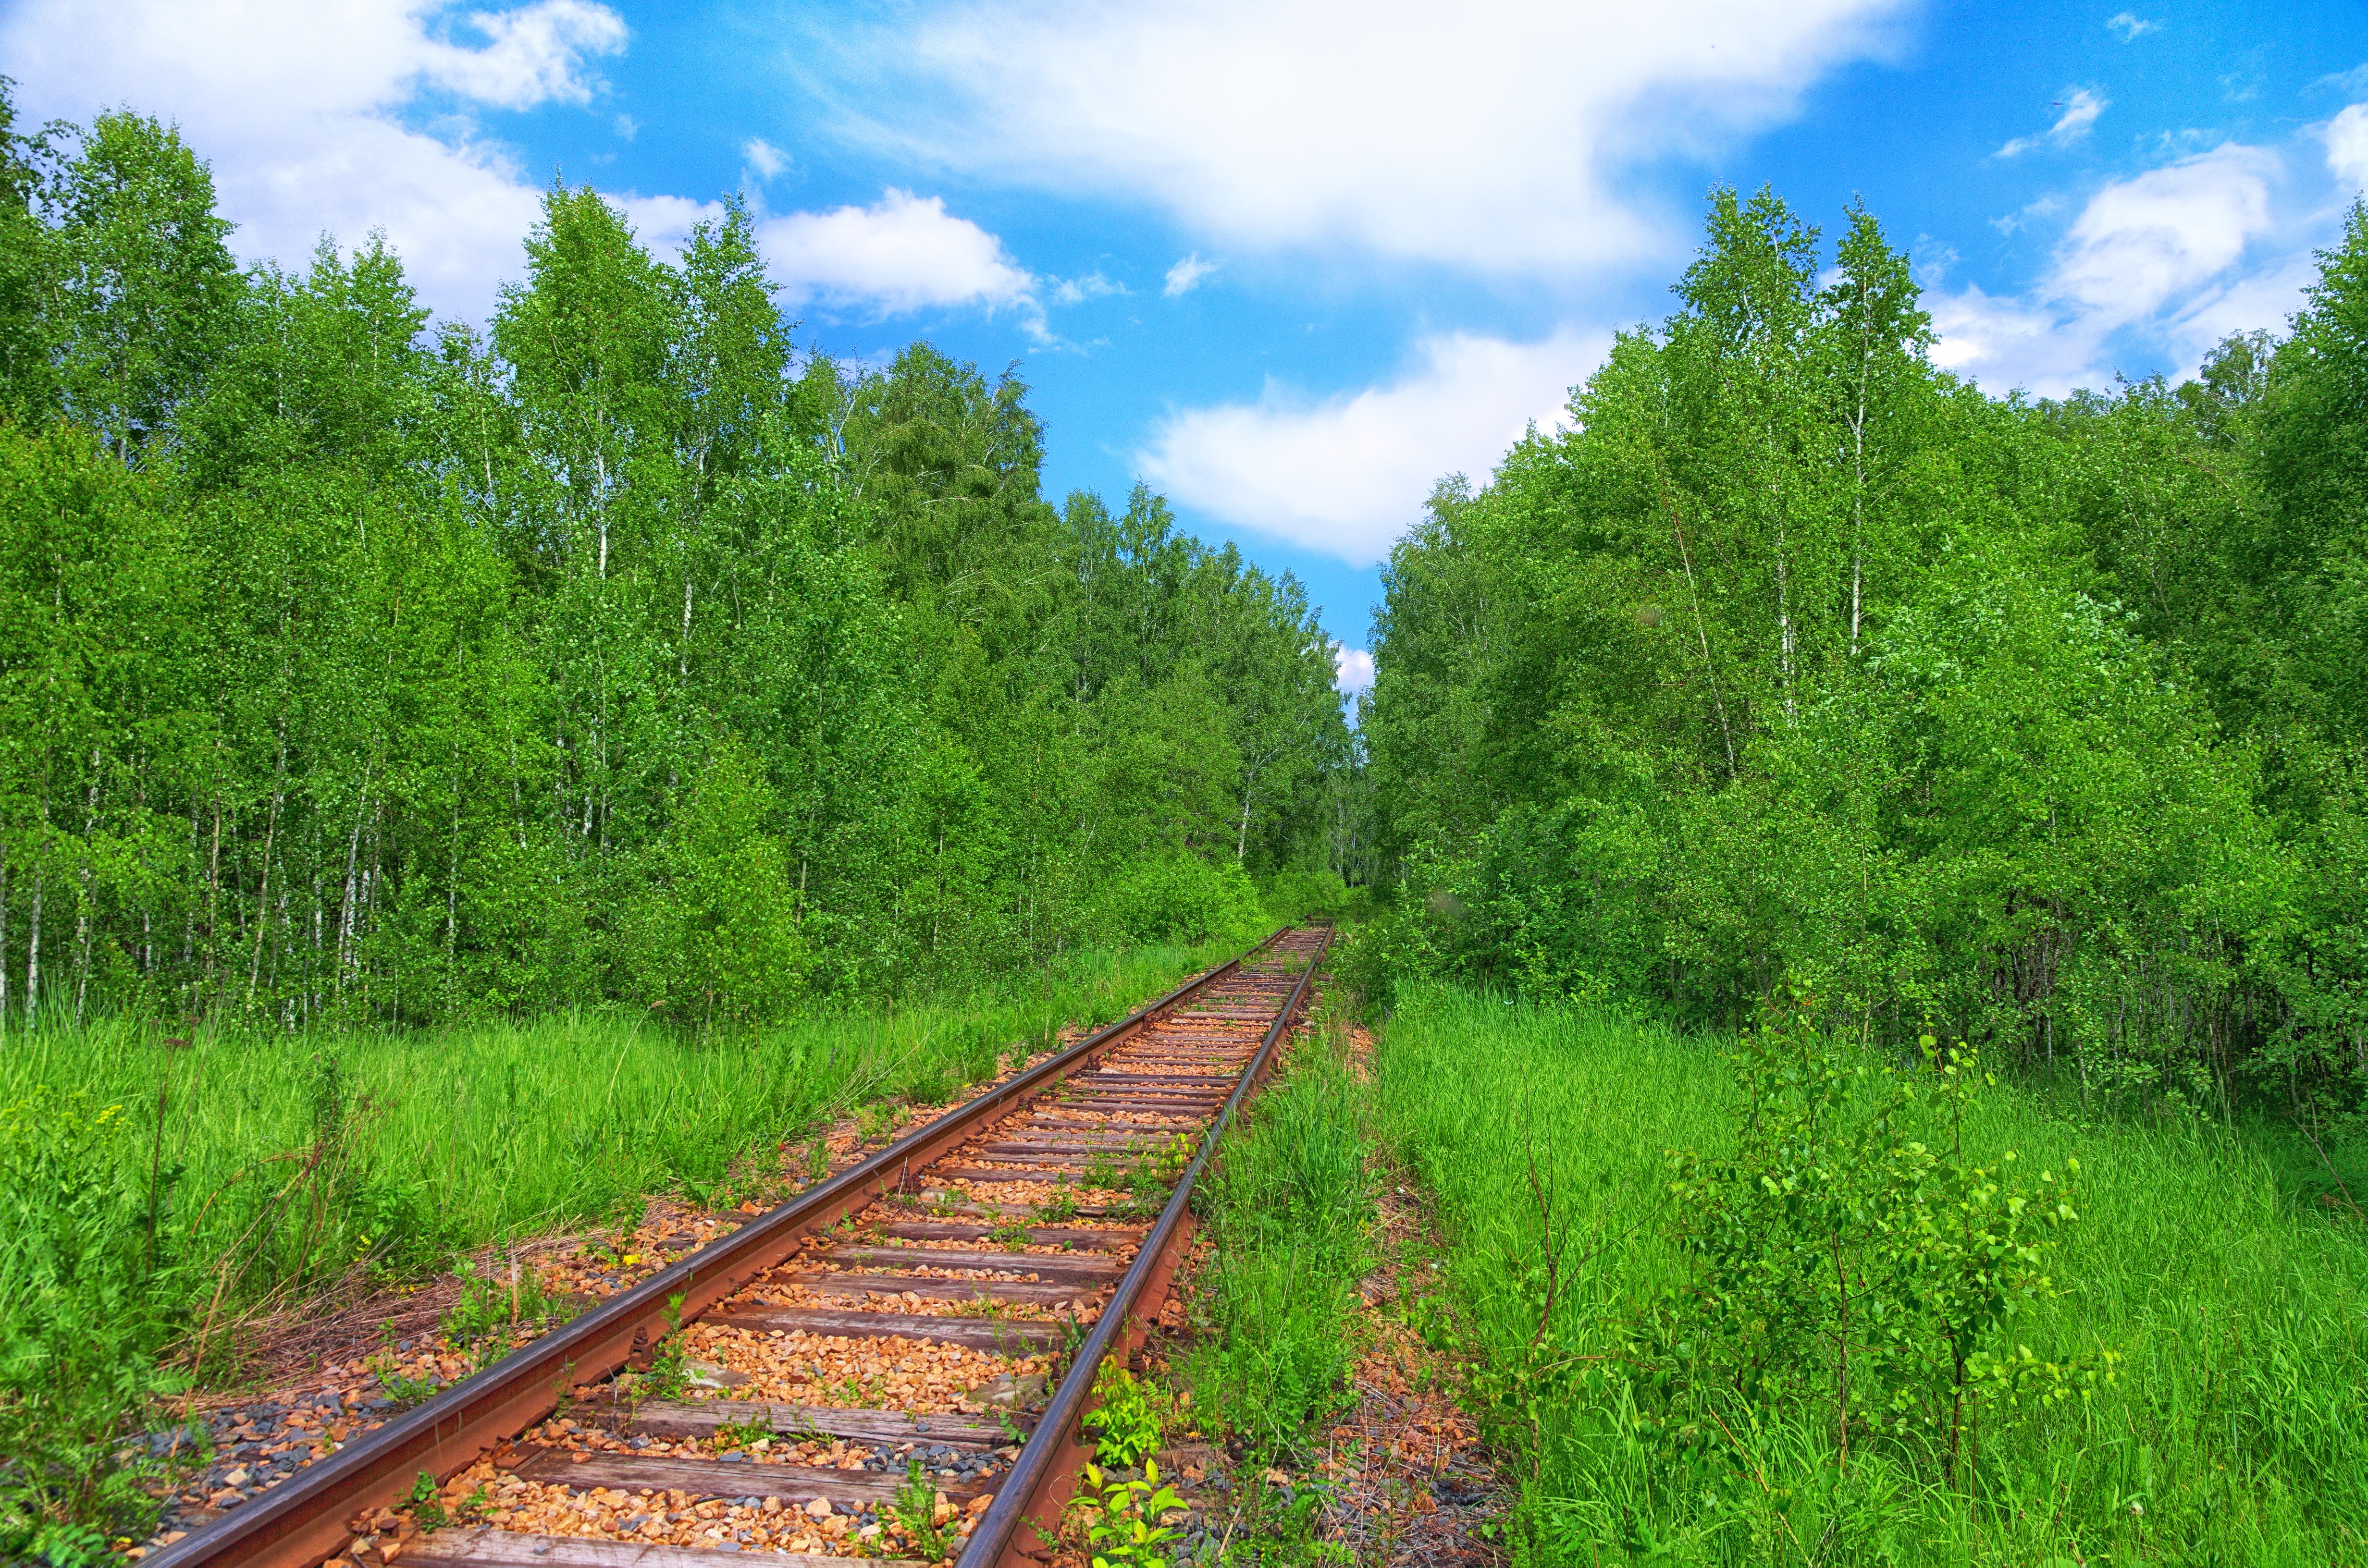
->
[146, 930, 1291, 1568]
[960, 924, 1332, 1568]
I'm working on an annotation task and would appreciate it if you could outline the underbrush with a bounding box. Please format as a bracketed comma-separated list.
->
[1375, 988, 2368, 1566]
[0, 932, 1254, 1552]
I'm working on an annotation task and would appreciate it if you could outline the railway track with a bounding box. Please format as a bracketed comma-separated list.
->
[149, 926, 1332, 1568]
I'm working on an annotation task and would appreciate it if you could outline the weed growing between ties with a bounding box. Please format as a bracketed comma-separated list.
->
[1376, 988, 2368, 1566]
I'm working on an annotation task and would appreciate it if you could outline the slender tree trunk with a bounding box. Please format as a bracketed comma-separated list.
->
[1849, 395, 1868, 659]
[1657, 466, 1739, 777]
[27, 870, 42, 1022]
[246, 780, 282, 1012]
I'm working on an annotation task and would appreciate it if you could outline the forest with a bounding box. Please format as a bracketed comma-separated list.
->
[0, 92, 1354, 1036]
[1355, 189, 2368, 1132]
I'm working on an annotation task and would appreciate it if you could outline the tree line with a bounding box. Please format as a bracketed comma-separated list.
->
[1359, 187, 2368, 1122]
[0, 88, 1352, 1031]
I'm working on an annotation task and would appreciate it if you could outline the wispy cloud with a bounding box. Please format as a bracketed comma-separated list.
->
[1164, 252, 1222, 296]
[740, 136, 788, 180]
[1051, 271, 1127, 305]
[1997, 87, 2108, 158]
[1990, 192, 2067, 235]
[613, 112, 638, 139]
[2104, 11, 2156, 42]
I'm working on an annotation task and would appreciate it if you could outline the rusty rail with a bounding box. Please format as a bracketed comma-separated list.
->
[145, 930, 1295, 1568]
[961, 923, 1331, 1568]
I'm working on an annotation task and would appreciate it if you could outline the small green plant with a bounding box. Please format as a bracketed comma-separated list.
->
[641, 1293, 691, 1399]
[366, 1350, 444, 1408]
[440, 1255, 563, 1351]
[1083, 1365, 1163, 1468]
[711, 1410, 775, 1449]
[407, 1470, 449, 1530]
[1078, 1461, 1187, 1568]
[1036, 1190, 1081, 1225]
[988, 1218, 1033, 1250]
[890, 1458, 950, 1559]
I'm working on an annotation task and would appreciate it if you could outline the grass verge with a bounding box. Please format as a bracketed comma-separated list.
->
[1374, 987, 2368, 1566]
[0, 931, 1258, 1561]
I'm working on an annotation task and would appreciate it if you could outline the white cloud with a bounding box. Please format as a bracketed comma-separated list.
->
[2329, 103, 2368, 192]
[1333, 647, 1376, 697]
[614, 112, 640, 139]
[1930, 143, 2288, 396]
[1050, 271, 1126, 305]
[1137, 329, 1600, 565]
[0, 0, 629, 319]
[1996, 87, 2108, 158]
[812, 0, 1909, 277]
[1164, 252, 1222, 296]
[2048, 144, 2276, 324]
[2104, 11, 2156, 41]
[420, 0, 625, 109]
[759, 188, 1037, 319]
[741, 136, 789, 181]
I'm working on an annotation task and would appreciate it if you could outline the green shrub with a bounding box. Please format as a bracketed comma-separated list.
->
[1107, 855, 1263, 946]
[0, 1091, 190, 1560]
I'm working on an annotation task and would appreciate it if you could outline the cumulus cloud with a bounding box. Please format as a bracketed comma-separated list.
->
[1930, 143, 2289, 396]
[1996, 87, 2108, 158]
[1333, 646, 1377, 697]
[1164, 252, 1222, 296]
[0, 0, 629, 318]
[2329, 103, 2368, 192]
[1137, 330, 1600, 565]
[810, 0, 1908, 276]
[759, 188, 1037, 319]
[2104, 11, 2156, 41]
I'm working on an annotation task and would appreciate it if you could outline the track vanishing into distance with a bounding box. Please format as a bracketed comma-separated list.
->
[150, 926, 1332, 1568]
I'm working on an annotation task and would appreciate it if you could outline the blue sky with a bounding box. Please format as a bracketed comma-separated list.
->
[7, 0, 2366, 689]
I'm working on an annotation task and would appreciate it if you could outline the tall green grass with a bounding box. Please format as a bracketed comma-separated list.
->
[1184, 1019, 1373, 1458]
[1375, 989, 2368, 1566]
[0, 935, 1248, 1320]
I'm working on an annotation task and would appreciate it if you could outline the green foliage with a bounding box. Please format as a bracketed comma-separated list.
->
[1617, 1000, 2104, 1486]
[0, 1091, 189, 1556]
[1378, 988, 2368, 1564]
[1083, 1363, 1163, 1468]
[0, 111, 1351, 1036]
[438, 1256, 572, 1354]
[0, 935, 1239, 1319]
[1357, 181, 2368, 1139]
[890, 1457, 950, 1560]
[1078, 1461, 1188, 1568]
